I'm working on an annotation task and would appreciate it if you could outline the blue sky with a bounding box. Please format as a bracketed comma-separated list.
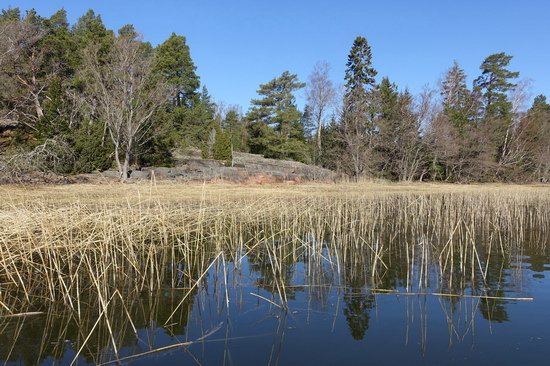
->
[5, 0, 550, 111]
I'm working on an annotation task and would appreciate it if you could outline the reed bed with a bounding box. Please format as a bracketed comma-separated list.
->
[0, 182, 548, 362]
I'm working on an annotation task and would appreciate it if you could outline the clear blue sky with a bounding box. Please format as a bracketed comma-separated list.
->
[5, 0, 550, 111]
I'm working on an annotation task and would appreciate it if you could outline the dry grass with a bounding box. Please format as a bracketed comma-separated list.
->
[0, 181, 548, 362]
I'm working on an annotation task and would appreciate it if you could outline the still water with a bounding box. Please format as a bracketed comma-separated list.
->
[1, 238, 549, 366]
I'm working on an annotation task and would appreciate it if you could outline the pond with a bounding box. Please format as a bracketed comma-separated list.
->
[0, 190, 549, 365]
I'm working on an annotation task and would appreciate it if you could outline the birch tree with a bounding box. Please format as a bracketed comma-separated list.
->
[81, 33, 171, 181]
[306, 61, 335, 160]
[0, 13, 46, 129]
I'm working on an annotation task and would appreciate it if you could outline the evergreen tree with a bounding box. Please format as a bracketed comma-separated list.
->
[153, 33, 199, 107]
[376, 77, 399, 175]
[118, 24, 138, 39]
[426, 62, 482, 181]
[441, 61, 477, 129]
[474, 52, 519, 119]
[246, 71, 310, 162]
[344, 37, 377, 99]
[300, 104, 315, 139]
[378, 77, 398, 121]
[0, 8, 21, 22]
[212, 127, 232, 165]
[73, 121, 113, 172]
[532, 94, 550, 112]
[72, 9, 114, 61]
[223, 109, 248, 152]
[149, 32, 207, 153]
[340, 36, 378, 177]
[376, 80, 424, 180]
[473, 53, 519, 169]
[515, 94, 550, 181]
[40, 9, 78, 78]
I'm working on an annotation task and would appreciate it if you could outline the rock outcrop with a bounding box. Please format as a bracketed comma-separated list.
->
[111, 152, 337, 183]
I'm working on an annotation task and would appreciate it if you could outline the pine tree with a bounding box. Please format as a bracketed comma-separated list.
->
[246, 71, 310, 162]
[149, 33, 208, 154]
[72, 9, 114, 62]
[532, 94, 550, 112]
[153, 33, 199, 107]
[41, 9, 78, 78]
[118, 24, 138, 39]
[474, 52, 519, 119]
[473, 53, 519, 168]
[0, 8, 21, 22]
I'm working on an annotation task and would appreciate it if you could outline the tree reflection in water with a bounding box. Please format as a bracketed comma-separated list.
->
[0, 194, 548, 365]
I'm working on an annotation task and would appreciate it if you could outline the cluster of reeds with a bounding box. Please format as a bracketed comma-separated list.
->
[0, 183, 547, 363]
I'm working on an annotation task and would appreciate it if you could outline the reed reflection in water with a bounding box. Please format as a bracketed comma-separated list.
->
[0, 187, 548, 365]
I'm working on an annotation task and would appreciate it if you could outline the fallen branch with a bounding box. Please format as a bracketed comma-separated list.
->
[370, 289, 533, 301]
[98, 322, 223, 366]
[97, 341, 193, 366]
[0, 311, 44, 318]
[250, 292, 283, 308]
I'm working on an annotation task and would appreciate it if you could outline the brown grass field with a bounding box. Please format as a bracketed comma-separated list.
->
[2, 180, 549, 205]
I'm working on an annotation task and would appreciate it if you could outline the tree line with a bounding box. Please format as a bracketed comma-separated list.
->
[0, 8, 548, 182]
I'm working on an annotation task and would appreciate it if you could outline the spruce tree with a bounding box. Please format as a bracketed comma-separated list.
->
[441, 61, 478, 130]
[223, 109, 248, 152]
[344, 36, 377, 100]
[376, 77, 399, 174]
[212, 127, 232, 165]
[340, 36, 378, 177]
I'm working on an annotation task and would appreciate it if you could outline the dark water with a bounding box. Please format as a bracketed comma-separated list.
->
[1, 240, 549, 366]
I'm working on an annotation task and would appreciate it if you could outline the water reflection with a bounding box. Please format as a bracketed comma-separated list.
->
[1, 233, 549, 365]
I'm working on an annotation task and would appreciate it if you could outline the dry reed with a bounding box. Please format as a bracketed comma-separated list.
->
[0, 182, 548, 362]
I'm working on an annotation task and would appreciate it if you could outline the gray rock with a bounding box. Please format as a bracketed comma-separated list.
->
[129, 170, 149, 179]
[100, 170, 121, 178]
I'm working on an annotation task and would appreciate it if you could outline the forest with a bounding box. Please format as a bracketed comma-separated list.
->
[0, 7, 549, 183]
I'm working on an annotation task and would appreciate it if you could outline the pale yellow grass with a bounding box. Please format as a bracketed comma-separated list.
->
[1, 181, 549, 207]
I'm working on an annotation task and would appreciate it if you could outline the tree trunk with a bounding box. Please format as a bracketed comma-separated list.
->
[114, 143, 122, 177]
[122, 150, 130, 183]
[33, 93, 44, 120]
[121, 139, 133, 183]
[316, 113, 322, 156]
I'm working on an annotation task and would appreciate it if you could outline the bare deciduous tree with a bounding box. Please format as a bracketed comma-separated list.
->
[341, 91, 374, 178]
[306, 61, 335, 158]
[0, 18, 46, 129]
[498, 79, 532, 167]
[395, 92, 426, 181]
[81, 35, 171, 181]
